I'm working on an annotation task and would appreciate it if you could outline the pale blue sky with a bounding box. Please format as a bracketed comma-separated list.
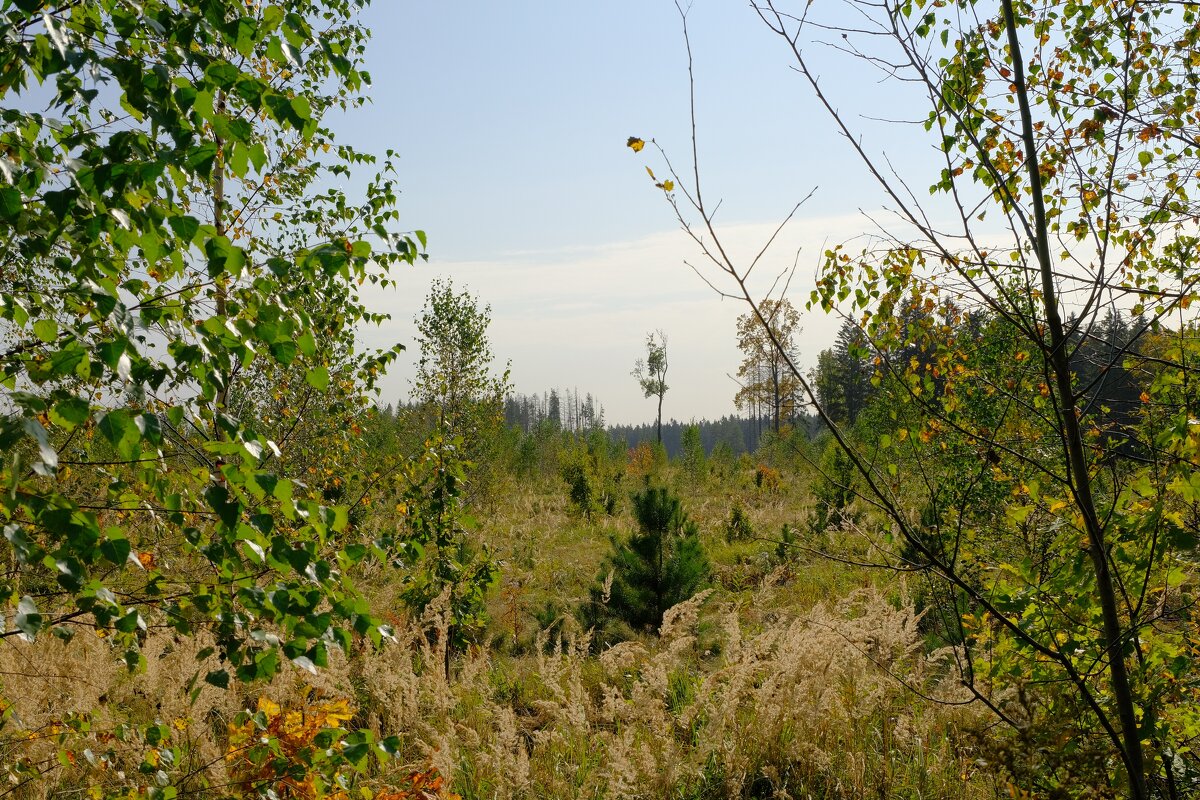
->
[343, 1, 935, 424]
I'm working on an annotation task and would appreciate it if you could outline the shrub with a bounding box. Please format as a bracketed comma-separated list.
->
[775, 523, 798, 563]
[562, 434, 621, 518]
[225, 693, 357, 798]
[810, 439, 858, 533]
[562, 461, 617, 519]
[754, 463, 782, 493]
[626, 441, 657, 480]
[724, 503, 755, 542]
[709, 441, 736, 479]
[680, 424, 707, 479]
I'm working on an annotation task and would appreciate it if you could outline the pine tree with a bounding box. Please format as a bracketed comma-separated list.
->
[588, 487, 709, 636]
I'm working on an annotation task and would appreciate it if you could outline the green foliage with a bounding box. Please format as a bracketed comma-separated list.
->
[810, 438, 858, 534]
[562, 461, 606, 519]
[390, 433, 498, 651]
[0, 0, 421, 686]
[560, 427, 623, 519]
[774, 523, 798, 563]
[724, 502, 754, 542]
[638, 0, 1200, 792]
[812, 321, 873, 426]
[412, 280, 511, 498]
[414, 280, 509, 437]
[515, 419, 565, 477]
[709, 441, 736, 479]
[585, 486, 709, 639]
[679, 423, 706, 479]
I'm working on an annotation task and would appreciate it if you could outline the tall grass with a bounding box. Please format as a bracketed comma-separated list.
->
[2, 582, 994, 799]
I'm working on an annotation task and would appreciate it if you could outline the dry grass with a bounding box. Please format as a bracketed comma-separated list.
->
[1, 464, 1002, 799]
[1, 583, 996, 799]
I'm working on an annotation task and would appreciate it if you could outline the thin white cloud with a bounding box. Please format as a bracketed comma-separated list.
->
[359, 213, 875, 424]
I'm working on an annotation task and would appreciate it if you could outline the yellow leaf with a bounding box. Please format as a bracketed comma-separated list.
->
[626, 136, 645, 152]
[645, 165, 656, 180]
[661, 180, 674, 192]
[320, 698, 355, 728]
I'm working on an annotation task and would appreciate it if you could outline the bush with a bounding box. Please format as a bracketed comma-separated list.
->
[724, 502, 755, 542]
[754, 463, 782, 493]
[775, 523, 798, 563]
[680, 424, 706, 479]
[709, 441, 736, 479]
[562, 461, 618, 519]
[562, 432, 622, 518]
[810, 438, 858, 533]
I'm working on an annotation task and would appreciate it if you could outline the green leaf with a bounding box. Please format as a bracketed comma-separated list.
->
[1007, 504, 1033, 524]
[204, 62, 240, 88]
[270, 340, 297, 365]
[273, 479, 293, 504]
[204, 485, 241, 529]
[0, 187, 22, 221]
[204, 669, 230, 689]
[15, 596, 42, 642]
[262, 5, 285, 30]
[97, 409, 132, 446]
[100, 535, 132, 566]
[168, 214, 201, 242]
[185, 143, 220, 178]
[204, 236, 246, 278]
[248, 142, 267, 173]
[290, 96, 311, 121]
[115, 610, 142, 633]
[296, 330, 317, 356]
[305, 365, 329, 391]
[32, 319, 58, 343]
[124, 649, 146, 673]
[341, 730, 372, 767]
[50, 396, 89, 430]
[228, 141, 248, 176]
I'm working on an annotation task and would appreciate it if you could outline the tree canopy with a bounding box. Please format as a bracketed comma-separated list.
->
[0, 0, 421, 687]
[734, 299, 803, 434]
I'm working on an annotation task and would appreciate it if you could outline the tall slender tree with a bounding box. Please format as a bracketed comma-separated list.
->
[632, 330, 670, 443]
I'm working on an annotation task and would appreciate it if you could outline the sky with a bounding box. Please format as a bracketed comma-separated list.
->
[339, 1, 939, 425]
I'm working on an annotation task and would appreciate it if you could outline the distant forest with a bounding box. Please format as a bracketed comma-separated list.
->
[501, 387, 816, 457]
[607, 415, 812, 458]
[499, 305, 1146, 460]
